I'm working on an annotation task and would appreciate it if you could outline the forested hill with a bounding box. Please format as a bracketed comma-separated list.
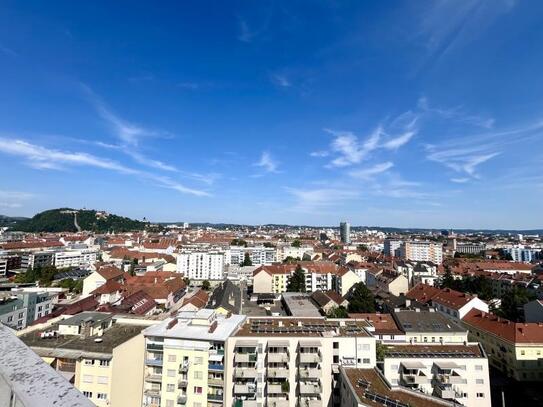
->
[12, 208, 147, 233]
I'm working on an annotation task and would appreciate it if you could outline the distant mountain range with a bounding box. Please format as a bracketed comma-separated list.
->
[2, 208, 147, 233]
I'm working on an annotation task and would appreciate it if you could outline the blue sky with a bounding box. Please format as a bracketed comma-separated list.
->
[0, 0, 542, 229]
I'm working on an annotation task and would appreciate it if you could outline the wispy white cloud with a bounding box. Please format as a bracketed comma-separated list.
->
[285, 187, 359, 212]
[325, 127, 383, 167]
[418, 97, 494, 129]
[254, 151, 279, 174]
[310, 151, 329, 158]
[348, 162, 394, 180]
[0, 190, 34, 209]
[270, 74, 291, 88]
[382, 131, 416, 150]
[450, 177, 470, 184]
[417, 0, 516, 62]
[0, 137, 210, 197]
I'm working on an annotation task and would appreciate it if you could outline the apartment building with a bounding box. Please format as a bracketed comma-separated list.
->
[228, 246, 276, 266]
[142, 309, 246, 407]
[276, 243, 314, 262]
[461, 309, 543, 381]
[176, 250, 226, 280]
[0, 251, 7, 276]
[0, 295, 27, 329]
[391, 309, 468, 344]
[13, 290, 56, 325]
[384, 238, 403, 258]
[506, 246, 541, 263]
[224, 317, 377, 407]
[456, 242, 486, 255]
[382, 343, 491, 407]
[252, 261, 360, 295]
[0, 324, 93, 407]
[20, 250, 55, 269]
[19, 312, 150, 407]
[54, 247, 99, 268]
[400, 241, 443, 264]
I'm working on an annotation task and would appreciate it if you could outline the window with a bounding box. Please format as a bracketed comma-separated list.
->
[97, 376, 108, 384]
[194, 386, 203, 394]
[193, 371, 203, 379]
[475, 365, 483, 371]
[167, 384, 175, 392]
[477, 393, 485, 398]
[476, 379, 484, 384]
[7, 316, 12, 322]
[333, 355, 339, 363]
[166, 401, 174, 407]
[363, 358, 370, 364]
[362, 344, 370, 351]
[168, 354, 176, 362]
[167, 369, 176, 377]
[195, 357, 203, 365]
[97, 393, 107, 400]
[85, 359, 94, 365]
[18, 312, 24, 318]
[391, 364, 399, 370]
[99, 360, 110, 367]
[83, 391, 93, 398]
[82, 375, 93, 383]
[521, 350, 525, 355]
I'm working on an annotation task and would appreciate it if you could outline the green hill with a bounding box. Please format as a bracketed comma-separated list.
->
[13, 208, 147, 233]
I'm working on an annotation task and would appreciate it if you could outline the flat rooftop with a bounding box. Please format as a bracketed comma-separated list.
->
[384, 343, 483, 358]
[282, 293, 322, 318]
[144, 309, 246, 342]
[343, 368, 450, 407]
[19, 323, 145, 359]
[234, 317, 372, 337]
[0, 324, 93, 407]
[58, 311, 112, 326]
[392, 310, 466, 333]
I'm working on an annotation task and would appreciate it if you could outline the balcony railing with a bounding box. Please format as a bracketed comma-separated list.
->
[207, 393, 224, 402]
[145, 359, 163, 367]
[268, 368, 289, 379]
[208, 363, 224, 371]
[234, 368, 258, 379]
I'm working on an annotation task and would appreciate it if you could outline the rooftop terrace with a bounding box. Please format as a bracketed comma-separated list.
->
[234, 317, 372, 337]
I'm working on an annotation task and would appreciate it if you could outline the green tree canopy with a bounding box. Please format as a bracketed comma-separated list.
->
[498, 287, 535, 321]
[347, 282, 375, 313]
[291, 239, 302, 248]
[202, 280, 211, 291]
[286, 265, 306, 292]
[326, 306, 349, 318]
[231, 238, 248, 247]
[242, 252, 253, 266]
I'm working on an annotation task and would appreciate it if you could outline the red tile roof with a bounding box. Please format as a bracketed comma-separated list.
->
[462, 309, 543, 344]
[96, 265, 125, 281]
[431, 288, 479, 310]
[254, 261, 339, 277]
[118, 290, 157, 315]
[405, 283, 442, 304]
[348, 313, 403, 335]
[181, 289, 209, 309]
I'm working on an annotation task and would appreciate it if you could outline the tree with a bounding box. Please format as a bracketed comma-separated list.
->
[376, 343, 387, 361]
[231, 238, 248, 247]
[202, 280, 211, 291]
[286, 265, 306, 292]
[242, 252, 253, 266]
[327, 306, 349, 318]
[263, 242, 276, 248]
[129, 258, 138, 276]
[347, 282, 375, 313]
[291, 239, 301, 248]
[440, 269, 462, 291]
[498, 287, 535, 321]
[282, 256, 300, 264]
[357, 244, 369, 252]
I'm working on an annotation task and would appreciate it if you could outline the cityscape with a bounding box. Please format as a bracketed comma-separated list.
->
[1, 2, 543, 407]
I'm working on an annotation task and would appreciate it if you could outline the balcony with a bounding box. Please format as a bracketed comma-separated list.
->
[146, 343, 164, 352]
[177, 394, 187, 405]
[145, 358, 163, 367]
[267, 398, 290, 407]
[208, 363, 224, 371]
[298, 368, 321, 379]
[268, 353, 289, 363]
[233, 400, 258, 407]
[208, 377, 224, 386]
[298, 398, 321, 407]
[299, 382, 321, 395]
[267, 382, 290, 394]
[268, 368, 289, 379]
[145, 374, 162, 383]
[235, 353, 258, 363]
[144, 388, 161, 398]
[207, 393, 223, 402]
[299, 353, 321, 364]
[434, 384, 461, 400]
[178, 377, 189, 388]
[435, 374, 467, 385]
[234, 368, 258, 379]
[400, 372, 431, 385]
[234, 383, 257, 394]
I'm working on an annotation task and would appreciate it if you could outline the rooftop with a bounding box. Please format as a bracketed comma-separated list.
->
[57, 311, 112, 326]
[343, 367, 450, 407]
[282, 292, 322, 318]
[234, 317, 372, 337]
[392, 310, 466, 333]
[143, 309, 246, 342]
[19, 322, 145, 359]
[349, 313, 403, 335]
[0, 324, 93, 407]
[384, 343, 483, 358]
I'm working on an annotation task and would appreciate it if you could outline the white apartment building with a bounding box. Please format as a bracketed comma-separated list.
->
[142, 309, 246, 407]
[176, 250, 226, 280]
[54, 247, 99, 268]
[0, 252, 7, 276]
[384, 238, 403, 257]
[20, 251, 55, 269]
[401, 241, 443, 264]
[506, 246, 541, 263]
[276, 244, 314, 262]
[228, 246, 276, 266]
[382, 343, 491, 407]
[225, 317, 376, 407]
